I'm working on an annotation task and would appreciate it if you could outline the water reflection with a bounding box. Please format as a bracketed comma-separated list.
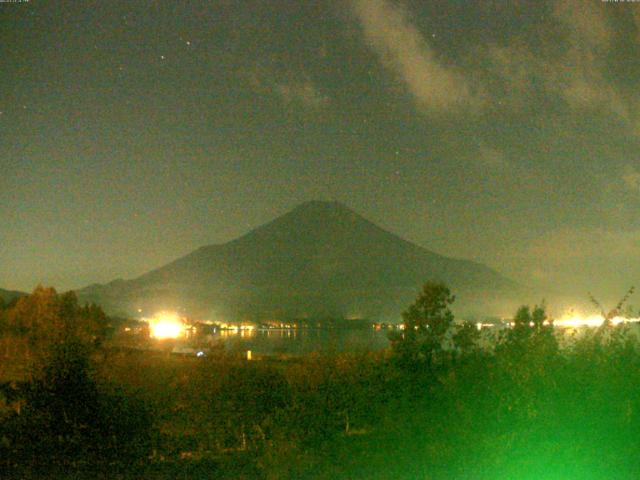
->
[209, 328, 389, 355]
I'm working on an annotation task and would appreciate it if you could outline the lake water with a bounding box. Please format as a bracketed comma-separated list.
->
[210, 328, 390, 355]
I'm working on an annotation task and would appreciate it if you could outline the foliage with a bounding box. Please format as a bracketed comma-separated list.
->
[2, 287, 107, 367]
[452, 320, 481, 356]
[498, 303, 558, 357]
[0, 288, 150, 477]
[589, 286, 635, 327]
[391, 281, 456, 368]
[213, 363, 292, 450]
[0, 340, 152, 476]
[5, 283, 640, 478]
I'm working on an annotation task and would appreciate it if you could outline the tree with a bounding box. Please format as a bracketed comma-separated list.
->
[2, 286, 108, 377]
[6, 286, 60, 342]
[0, 339, 152, 475]
[392, 281, 456, 367]
[0, 290, 149, 475]
[213, 364, 291, 450]
[452, 320, 481, 356]
[500, 304, 555, 351]
[0, 297, 6, 334]
[589, 286, 635, 330]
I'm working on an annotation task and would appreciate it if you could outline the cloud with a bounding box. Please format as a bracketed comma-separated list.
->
[551, 0, 631, 119]
[347, 0, 638, 133]
[482, 0, 633, 127]
[527, 228, 627, 261]
[633, 8, 640, 43]
[499, 225, 640, 300]
[275, 80, 328, 109]
[622, 166, 640, 192]
[553, 0, 611, 49]
[560, 77, 628, 119]
[486, 43, 538, 103]
[349, 0, 481, 112]
[477, 144, 510, 170]
[247, 67, 328, 110]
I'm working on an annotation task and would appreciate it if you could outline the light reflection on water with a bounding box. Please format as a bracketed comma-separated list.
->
[211, 328, 390, 355]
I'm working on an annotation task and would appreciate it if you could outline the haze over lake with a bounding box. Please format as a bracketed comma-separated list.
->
[213, 327, 390, 355]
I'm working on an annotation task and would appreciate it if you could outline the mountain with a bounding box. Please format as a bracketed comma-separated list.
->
[78, 201, 517, 320]
[0, 288, 27, 304]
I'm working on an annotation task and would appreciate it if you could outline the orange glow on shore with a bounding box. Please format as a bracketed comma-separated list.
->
[554, 314, 640, 329]
[147, 312, 185, 339]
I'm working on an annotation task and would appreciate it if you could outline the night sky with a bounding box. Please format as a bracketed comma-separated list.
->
[2, 0, 640, 303]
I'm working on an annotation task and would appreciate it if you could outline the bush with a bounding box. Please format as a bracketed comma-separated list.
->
[0, 341, 152, 476]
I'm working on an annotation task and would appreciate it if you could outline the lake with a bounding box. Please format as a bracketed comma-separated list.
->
[209, 327, 390, 355]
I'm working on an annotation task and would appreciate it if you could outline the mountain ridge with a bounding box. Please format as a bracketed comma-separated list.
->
[79, 201, 517, 320]
[0, 288, 27, 303]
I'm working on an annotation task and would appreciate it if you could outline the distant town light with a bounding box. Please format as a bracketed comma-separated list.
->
[148, 312, 185, 339]
[554, 313, 640, 329]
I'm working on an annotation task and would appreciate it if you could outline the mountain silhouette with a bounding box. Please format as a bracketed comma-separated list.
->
[0, 288, 26, 304]
[79, 201, 516, 320]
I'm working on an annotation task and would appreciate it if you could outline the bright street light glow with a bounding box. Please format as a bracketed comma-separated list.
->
[148, 312, 185, 339]
[554, 313, 640, 329]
